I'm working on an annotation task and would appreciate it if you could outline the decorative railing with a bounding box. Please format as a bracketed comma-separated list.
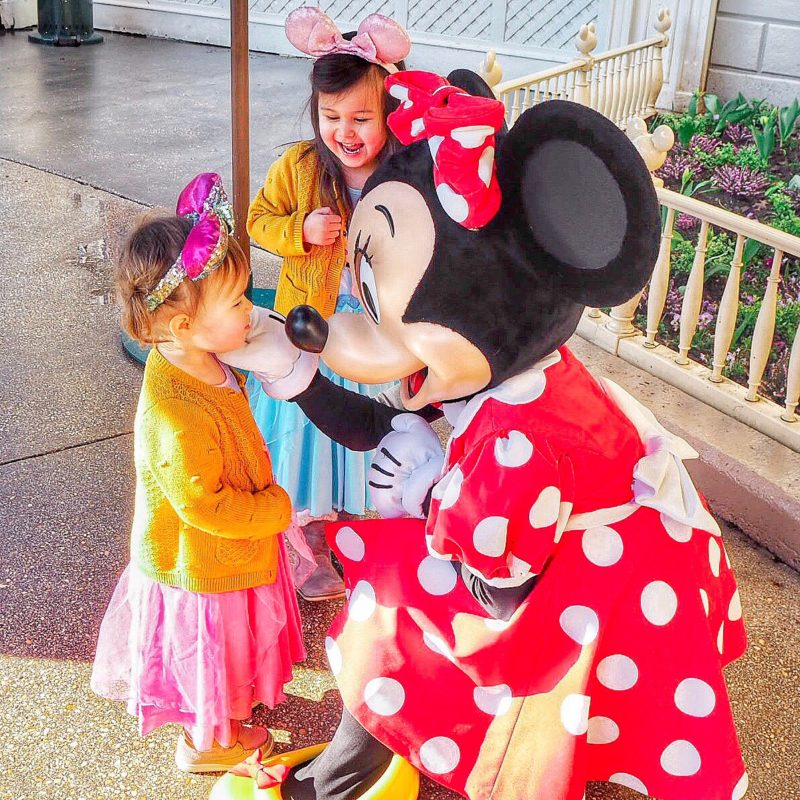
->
[580, 186, 800, 453]
[482, 8, 672, 129]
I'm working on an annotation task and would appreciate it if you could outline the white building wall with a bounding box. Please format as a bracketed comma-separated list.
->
[707, 0, 800, 105]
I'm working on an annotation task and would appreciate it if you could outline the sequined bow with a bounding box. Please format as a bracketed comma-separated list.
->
[145, 172, 234, 312]
[285, 6, 410, 71]
[228, 748, 291, 789]
[386, 71, 506, 229]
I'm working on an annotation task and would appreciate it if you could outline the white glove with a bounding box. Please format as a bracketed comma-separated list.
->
[369, 414, 445, 519]
[219, 306, 319, 399]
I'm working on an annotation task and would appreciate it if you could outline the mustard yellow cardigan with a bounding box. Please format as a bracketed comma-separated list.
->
[247, 142, 349, 318]
[131, 348, 292, 593]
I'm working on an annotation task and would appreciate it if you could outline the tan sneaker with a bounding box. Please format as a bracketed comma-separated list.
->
[175, 724, 275, 773]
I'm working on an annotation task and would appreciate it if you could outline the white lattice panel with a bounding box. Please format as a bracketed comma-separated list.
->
[407, 0, 492, 39]
[250, 0, 394, 22]
[505, 0, 598, 48]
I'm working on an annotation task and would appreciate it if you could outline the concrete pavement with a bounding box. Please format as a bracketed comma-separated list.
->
[1, 30, 799, 800]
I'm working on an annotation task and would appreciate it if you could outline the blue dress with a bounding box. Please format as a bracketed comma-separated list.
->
[246, 187, 395, 522]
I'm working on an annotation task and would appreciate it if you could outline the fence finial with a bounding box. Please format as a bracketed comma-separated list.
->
[655, 7, 672, 42]
[478, 49, 503, 88]
[626, 116, 674, 180]
[575, 22, 597, 58]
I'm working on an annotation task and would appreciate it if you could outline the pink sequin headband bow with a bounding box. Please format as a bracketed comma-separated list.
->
[285, 6, 410, 72]
[145, 172, 234, 312]
[386, 71, 506, 229]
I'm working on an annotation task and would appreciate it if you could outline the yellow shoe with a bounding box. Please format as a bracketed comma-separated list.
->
[209, 742, 419, 800]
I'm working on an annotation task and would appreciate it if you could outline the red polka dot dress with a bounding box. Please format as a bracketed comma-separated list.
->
[326, 347, 747, 800]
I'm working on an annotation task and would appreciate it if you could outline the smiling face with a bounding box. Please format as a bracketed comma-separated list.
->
[318, 76, 388, 180]
[191, 269, 253, 354]
[319, 180, 492, 409]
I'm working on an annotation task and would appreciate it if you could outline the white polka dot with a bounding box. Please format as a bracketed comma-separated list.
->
[418, 556, 457, 596]
[724, 545, 731, 568]
[660, 740, 702, 776]
[473, 684, 512, 716]
[717, 622, 724, 654]
[560, 694, 590, 735]
[493, 430, 533, 467]
[324, 636, 343, 676]
[428, 135, 444, 161]
[674, 678, 716, 717]
[700, 588, 710, 616]
[732, 771, 749, 800]
[419, 736, 460, 774]
[582, 526, 624, 567]
[335, 526, 365, 561]
[661, 513, 693, 542]
[348, 580, 377, 622]
[596, 654, 639, 691]
[509, 554, 532, 578]
[587, 716, 619, 744]
[364, 677, 405, 716]
[484, 617, 512, 632]
[709, 537, 721, 577]
[451, 125, 494, 148]
[436, 183, 469, 223]
[432, 466, 463, 511]
[473, 516, 509, 557]
[559, 605, 600, 645]
[728, 589, 742, 621]
[609, 773, 648, 794]
[641, 580, 678, 625]
[530, 486, 561, 528]
[422, 631, 456, 663]
[478, 146, 495, 187]
[554, 501, 573, 543]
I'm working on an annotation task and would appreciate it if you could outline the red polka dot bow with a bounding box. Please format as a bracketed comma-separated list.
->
[386, 71, 506, 229]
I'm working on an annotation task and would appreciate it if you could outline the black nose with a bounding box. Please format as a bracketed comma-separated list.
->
[285, 305, 329, 354]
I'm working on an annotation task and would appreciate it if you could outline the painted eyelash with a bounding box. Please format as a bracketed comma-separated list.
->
[353, 231, 380, 323]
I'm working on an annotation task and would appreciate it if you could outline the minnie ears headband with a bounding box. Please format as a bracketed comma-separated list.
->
[285, 6, 410, 72]
[145, 173, 234, 312]
[387, 71, 506, 229]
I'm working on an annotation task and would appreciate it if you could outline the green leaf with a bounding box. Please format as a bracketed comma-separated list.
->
[705, 94, 721, 117]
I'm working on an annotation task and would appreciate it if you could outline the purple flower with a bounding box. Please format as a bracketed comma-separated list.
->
[713, 165, 771, 198]
[690, 134, 720, 154]
[723, 123, 754, 146]
[676, 212, 698, 232]
[656, 151, 702, 183]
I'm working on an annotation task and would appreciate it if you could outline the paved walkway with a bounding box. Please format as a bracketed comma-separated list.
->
[1, 31, 798, 800]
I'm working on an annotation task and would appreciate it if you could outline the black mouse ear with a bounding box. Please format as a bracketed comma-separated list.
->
[498, 101, 660, 307]
[446, 69, 509, 135]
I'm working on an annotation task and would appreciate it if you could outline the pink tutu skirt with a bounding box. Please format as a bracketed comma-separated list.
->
[91, 530, 314, 751]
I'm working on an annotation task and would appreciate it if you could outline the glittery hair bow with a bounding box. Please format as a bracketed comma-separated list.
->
[285, 6, 410, 72]
[386, 71, 505, 229]
[145, 172, 234, 312]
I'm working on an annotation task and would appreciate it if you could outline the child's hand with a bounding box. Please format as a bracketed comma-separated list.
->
[303, 207, 342, 246]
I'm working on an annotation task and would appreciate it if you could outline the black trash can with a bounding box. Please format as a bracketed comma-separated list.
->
[29, 0, 103, 45]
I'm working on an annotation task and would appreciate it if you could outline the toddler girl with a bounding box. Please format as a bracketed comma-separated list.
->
[91, 173, 312, 773]
[245, 7, 411, 601]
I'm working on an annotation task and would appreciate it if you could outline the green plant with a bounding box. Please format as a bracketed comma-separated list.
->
[750, 109, 778, 160]
[733, 145, 769, 171]
[778, 99, 800, 149]
[679, 168, 714, 197]
[694, 141, 737, 168]
[677, 115, 700, 148]
[669, 232, 696, 276]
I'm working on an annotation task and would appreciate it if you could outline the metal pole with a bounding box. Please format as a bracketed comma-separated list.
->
[230, 0, 251, 267]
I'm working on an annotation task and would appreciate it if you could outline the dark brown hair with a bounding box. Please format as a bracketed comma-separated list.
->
[117, 210, 249, 345]
[303, 45, 404, 215]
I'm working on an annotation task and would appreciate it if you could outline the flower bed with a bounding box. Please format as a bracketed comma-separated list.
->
[641, 93, 800, 406]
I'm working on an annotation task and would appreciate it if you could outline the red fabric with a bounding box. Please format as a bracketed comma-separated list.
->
[324, 348, 747, 800]
[385, 71, 505, 229]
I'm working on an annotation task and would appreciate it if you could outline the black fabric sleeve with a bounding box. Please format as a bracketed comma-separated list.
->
[292, 371, 442, 451]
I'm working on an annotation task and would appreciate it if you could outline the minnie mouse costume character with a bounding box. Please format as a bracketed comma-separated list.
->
[214, 70, 747, 800]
